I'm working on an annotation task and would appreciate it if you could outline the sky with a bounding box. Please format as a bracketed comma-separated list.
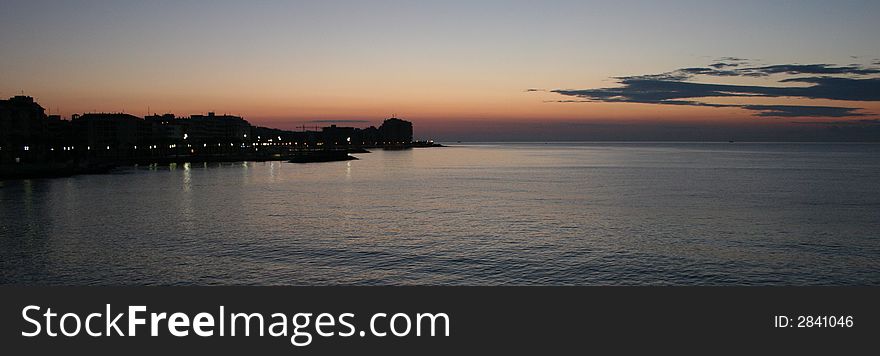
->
[2, 0, 879, 141]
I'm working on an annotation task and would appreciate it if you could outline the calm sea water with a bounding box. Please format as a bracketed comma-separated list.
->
[1, 142, 879, 285]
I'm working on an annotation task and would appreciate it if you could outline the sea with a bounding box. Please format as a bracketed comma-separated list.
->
[2, 142, 878, 285]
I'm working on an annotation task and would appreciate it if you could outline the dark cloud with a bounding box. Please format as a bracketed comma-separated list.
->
[791, 119, 880, 126]
[680, 67, 740, 76]
[702, 60, 880, 78]
[741, 105, 868, 117]
[709, 57, 748, 69]
[778, 77, 880, 101]
[658, 64, 879, 81]
[731, 64, 880, 77]
[544, 60, 880, 119]
[525, 88, 546, 92]
[556, 76, 880, 102]
[709, 62, 737, 69]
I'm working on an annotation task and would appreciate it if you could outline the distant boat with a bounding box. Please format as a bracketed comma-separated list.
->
[728, 140, 735, 143]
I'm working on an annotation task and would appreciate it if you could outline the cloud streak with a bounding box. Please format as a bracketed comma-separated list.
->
[741, 105, 868, 117]
[791, 119, 880, 126]
[543, 61, 880, 118]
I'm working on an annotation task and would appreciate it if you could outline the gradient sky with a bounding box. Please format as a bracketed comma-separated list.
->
[2, 0, 879, 140]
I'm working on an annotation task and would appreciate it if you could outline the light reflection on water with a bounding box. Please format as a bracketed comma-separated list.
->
[1, 142, 879, 285]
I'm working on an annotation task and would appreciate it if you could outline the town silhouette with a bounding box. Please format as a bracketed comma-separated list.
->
[1, 95, 439, 178]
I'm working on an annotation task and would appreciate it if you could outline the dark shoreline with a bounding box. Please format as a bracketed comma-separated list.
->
[0, 143, 445, 180]
[0, 150, 362, 179]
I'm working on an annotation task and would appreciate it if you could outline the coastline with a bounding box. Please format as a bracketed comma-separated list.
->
[0, 143, 445, 180]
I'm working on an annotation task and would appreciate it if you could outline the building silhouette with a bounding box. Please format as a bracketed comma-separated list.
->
[2, 95, 423, 173]
[72, 113, 148, 151]
[1, 96, 51, 163]
[185, 112, 252, 143]
[378, 117, 413, 144]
